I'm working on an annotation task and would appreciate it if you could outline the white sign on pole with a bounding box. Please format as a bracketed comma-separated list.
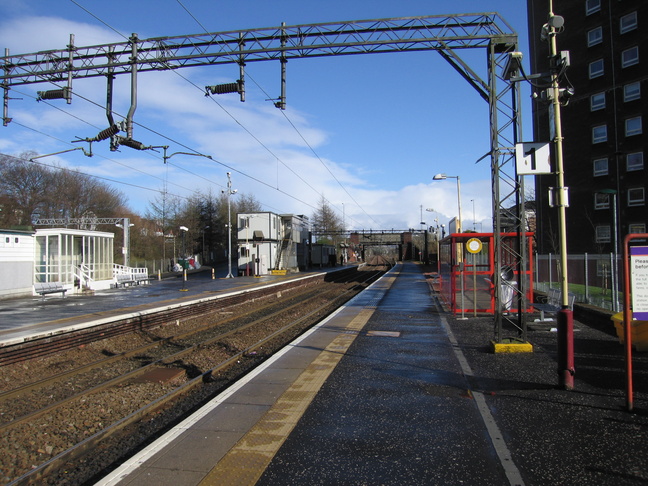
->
[630, 246, 648, 320]
[515, 142, 552, 175]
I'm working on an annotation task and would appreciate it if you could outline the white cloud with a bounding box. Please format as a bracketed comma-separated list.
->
[1, 11, 498, 232]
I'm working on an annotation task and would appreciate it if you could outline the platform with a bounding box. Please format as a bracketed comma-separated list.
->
[93, 262, 648, 486]
[0, 264, 342, 346]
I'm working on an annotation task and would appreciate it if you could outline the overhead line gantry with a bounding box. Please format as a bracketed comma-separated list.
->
[2, 13, 526, 343]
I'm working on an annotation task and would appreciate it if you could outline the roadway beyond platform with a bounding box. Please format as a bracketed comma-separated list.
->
[97, 262, 648, 486]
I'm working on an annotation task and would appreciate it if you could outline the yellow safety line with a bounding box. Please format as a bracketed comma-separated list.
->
[199, 304, 383, 485]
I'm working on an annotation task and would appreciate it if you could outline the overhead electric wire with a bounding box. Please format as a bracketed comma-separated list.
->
[60, 0, 380, 225]
[8, 93, 207, 200]
[246, 75, 382, 228]
[172, 0, 379, 229]
[1, 148, 185, 199]
[64, 0, 322, 214]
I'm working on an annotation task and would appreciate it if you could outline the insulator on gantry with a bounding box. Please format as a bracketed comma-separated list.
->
[205, 80, 243, 96]
[115, 136, 150, 150]
[94, 124, 120, 141]
[36, 88, 71, 101]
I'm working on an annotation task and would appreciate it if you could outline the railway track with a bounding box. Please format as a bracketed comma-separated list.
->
[1, 265, 388, 485]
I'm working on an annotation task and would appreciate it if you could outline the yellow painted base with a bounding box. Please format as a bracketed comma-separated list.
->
[271, 270, 287, 275]
[491, 340, 533, 354]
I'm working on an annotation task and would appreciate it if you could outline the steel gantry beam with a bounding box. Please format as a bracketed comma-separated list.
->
[4, 13, 525, 341]
[2, 14, 515, 86]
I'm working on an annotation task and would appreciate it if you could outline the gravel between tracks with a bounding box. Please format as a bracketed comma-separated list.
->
[0, 277, 372, 485]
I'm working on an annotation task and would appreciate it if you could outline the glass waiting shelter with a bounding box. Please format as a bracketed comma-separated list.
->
[438, 232, 534, 315]
[34, 228, 114, 289]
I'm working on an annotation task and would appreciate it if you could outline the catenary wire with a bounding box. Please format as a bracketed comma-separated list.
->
[60, 0, 377, 226]
[172, 0, 378, 228]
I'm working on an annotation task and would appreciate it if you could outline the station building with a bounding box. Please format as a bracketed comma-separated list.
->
[236, 212, 311, 276]
[0, 229, 35, 299]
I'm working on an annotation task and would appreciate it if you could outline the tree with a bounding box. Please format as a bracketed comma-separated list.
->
[0, 151, 126, 228]
[0, 151, 51, 227]
[311, 195, 343, 244]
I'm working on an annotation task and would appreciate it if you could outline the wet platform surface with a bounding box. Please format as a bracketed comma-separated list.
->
[0, 265, 337, 346]
[95, 262, 648, 486]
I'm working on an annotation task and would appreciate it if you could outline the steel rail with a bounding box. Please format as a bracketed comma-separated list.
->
[0, 272, 355, 410]
[8, 269, 384, 485]
[0, 270, 342, 366]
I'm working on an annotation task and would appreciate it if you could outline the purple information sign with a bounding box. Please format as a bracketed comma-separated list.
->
[630, 246, 648, 320]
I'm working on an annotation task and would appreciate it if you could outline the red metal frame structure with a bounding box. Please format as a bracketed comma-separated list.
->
[439, 232, 534, 316]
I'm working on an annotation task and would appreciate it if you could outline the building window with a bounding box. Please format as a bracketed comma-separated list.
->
[592, 124, 607, 143]
[595, 192, 610, 210]
[590, 92, 606, 111]
[620, 12, 638, 34]
[622, 47, 639, 68]
[596, 225, 611, 243]
[629, 223, 646, 233]
[589, 59, 604, 78]
[627, 152, 644, 171]
[593, 157, 608, 176]
[586, 0, 601, 15]
[628, 187, 645, 207]
[626, 116, 642, 137]
[587, 27, 603, 47]
[624, 82, 641, 102]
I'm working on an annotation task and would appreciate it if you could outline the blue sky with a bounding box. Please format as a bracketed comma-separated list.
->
[0, 0, 532, 231]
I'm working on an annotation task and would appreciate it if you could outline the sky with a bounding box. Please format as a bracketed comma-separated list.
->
[0, 0, 532, 232]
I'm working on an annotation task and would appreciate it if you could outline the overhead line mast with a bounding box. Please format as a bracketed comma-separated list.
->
[2, 13, 525, 344]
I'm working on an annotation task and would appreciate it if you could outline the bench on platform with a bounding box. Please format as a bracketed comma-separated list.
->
[116, 274, 136, 287]
[134, 274, 153, 285]
[533, 288, 575, 321]
[34, 282, 67, 299]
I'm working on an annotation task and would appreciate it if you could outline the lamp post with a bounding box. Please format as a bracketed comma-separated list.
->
[179, 225, 189, 290]
[179, 226, 188, 259]
[156, 146, 215, 271]
[433, 174, 462, 232]
[223, 172, 237, 278]
[115, 218, 134, 267]
[472, 199, 476, 231]
[426, 208, 440, 271]
[202, 226, 210, 265]
[542, 2, 574, 390]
